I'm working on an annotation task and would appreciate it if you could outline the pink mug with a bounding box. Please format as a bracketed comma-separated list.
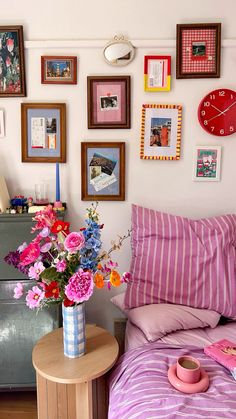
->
[177, 356, 201, 384]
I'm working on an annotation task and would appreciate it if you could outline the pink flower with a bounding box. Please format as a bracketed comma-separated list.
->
[26, 286, 45, 309]
[20, 243, 40, 266]
[14, 282, 24, 299]
[17, 242, 28, 253]
[32, 205, 57, 232]
[40, 242, 52, 253]
[121, 272, 131, 283]
[65, 269, 94, 303]
[56, 259, 67, 272]
[64, 232, 85, 254]
[7, 38, 14, 53]
[28, 262, 45, 280]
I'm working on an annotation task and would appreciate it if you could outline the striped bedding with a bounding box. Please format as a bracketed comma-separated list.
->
[109, 342, 236, 419]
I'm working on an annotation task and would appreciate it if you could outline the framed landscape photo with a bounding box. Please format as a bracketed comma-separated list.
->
[21, 103, 66, 163]
[144, 55, 171, 91]
[140, 104, 182, 160]
[176, 23, 221, 79]
[81, 142, 125, 201]
[41, 56, 77, 84]
[0, 25, 26, 97]
[193, 146, 221, 181]
[87, 76, 131, 129]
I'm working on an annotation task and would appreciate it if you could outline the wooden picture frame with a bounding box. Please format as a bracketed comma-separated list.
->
[81, 142, 125, 201]
[87, 76, 131, 129]
[41, 56, 77, 84]
[176, 23, 221, 79]
[140, 104, 182, 160]
[0, 25, 26, 97]
[21, 103, 66, 163]
[144, 55, 171, 91]
[193, 146, 221, 181]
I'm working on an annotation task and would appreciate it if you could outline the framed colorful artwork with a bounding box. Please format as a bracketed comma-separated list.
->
[0, 110, 4, 137]
[21, 103, 66, 163]
[140, 104, 182, 160]
[144, 55, 171, 91]
[176, 23, 221, 79]
[87, 76, 131, 129]
[0, 26, 26, 97]
[193, 146, 221, 181]
[81, 142, 125, 201]
[41, 56, 77, 84]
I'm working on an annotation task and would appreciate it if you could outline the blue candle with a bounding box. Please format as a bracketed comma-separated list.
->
[56, 163, 60, 202]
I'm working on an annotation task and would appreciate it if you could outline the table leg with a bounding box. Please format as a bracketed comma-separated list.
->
[75, 380, 93, 419]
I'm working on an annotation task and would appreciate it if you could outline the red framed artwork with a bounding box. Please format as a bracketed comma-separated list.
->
[144, 56, 171, 92]
[176, 23, 221, 79]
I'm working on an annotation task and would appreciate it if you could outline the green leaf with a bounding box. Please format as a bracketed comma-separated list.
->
[40, 266, 61, 282]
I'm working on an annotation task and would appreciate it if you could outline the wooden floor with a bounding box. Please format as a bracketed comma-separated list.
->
[0, 391, 37, 419]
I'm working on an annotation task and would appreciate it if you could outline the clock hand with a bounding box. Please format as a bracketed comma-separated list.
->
[222, 100, 236, 113]
[207, 112, 225, 123]
[210, 104, 226, 115]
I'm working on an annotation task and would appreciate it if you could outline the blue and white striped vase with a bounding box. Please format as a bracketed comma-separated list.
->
[62, 302, 86, 358]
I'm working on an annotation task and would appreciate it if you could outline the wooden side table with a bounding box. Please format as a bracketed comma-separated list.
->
[32, 325, 119, 419]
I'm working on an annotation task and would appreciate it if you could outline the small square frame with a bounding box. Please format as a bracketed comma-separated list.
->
[81, 142, 125, 201]
[193, 145, 221, 181]
[140, 104, 182, 160]
[176, 23, 221, 79]
[87, 76, 131, 129]
[41, 56, 77, 84]
[144, 55, 171, 91]
[21, 103, 66, 163]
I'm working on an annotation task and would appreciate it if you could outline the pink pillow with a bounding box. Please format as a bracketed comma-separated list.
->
[124, 204, 236, 318]
[128, 303, 221, 342]
[111, 292, 129, 314]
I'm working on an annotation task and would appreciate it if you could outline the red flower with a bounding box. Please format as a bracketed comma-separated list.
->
[63, 297, 74, 307]
[51, 220, 70, 234]
[44, 281, 60, 299]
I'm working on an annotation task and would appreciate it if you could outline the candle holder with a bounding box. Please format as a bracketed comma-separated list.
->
[53, 200, 64, 211]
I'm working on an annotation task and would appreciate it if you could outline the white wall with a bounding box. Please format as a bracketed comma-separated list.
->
[1, 0, 236, 332]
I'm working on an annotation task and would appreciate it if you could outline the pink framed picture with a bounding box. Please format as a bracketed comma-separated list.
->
[87, 76, 131, 129]
[144, 55, 171, 91]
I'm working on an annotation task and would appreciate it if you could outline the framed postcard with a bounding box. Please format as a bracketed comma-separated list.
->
[0, 110, 4, 137]
[81, 142, 125, 201]
[193, 146, 221, 181]
[140, 104, 182, 160]
[21, 103, 66, 163]
[176, 23, 221, 79]
[87, 76, 131, 129]
[41, 56, 77, 84]
[144, 55, 171, 91]
[0, 26, 26, 97]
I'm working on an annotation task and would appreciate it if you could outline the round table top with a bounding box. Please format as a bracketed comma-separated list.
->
[32, 325, 119, 384]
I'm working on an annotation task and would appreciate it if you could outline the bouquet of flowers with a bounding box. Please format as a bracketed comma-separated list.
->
[5, 203, 131, 310]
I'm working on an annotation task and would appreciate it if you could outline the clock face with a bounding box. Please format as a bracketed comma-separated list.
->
[198, 88, 236, 136]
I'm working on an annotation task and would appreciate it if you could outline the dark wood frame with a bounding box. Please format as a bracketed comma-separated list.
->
[87, 76, 131, 129]
[81, 142, 125, 201]
[41, 56, 77, 84]
[0, 25, 26, 97]
[176, 23, 221, 79]
[21, 103, 66, 163]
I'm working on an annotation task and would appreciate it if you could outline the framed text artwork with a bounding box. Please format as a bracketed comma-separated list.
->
[21, 103, 66, 163]
[0, 25, 26, 97]
[41, 56, 77, 84]
[144, 56, 171, 92]
[176, 23, 221, 79]
[81, 142, 125, 201]
[87, 76, 131, 129]
[140, 104, 182, 160]
[193, 146, 221, 181]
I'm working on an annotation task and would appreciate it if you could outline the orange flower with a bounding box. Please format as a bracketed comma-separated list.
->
[110, 270, 121, 287]
[94, 273, 105, 289]
[97, 263, 103, 270]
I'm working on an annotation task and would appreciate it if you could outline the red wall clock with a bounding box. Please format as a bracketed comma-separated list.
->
[198, 88, 236, 136]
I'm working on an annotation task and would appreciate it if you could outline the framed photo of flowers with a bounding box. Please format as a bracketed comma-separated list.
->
[140, 104, 182, 160]
[193, 146, 221, 181]
[87, 76, 131, 129]
[176, 23, 221, 79]
[0, 25, 26, 97]
[21, 103, 66, 163]
[144, 55, 171, 91]
[41, 56, 77, 84]
[81, 142, 125, 201]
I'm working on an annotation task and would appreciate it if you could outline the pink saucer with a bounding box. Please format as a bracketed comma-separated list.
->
[168, 364, 209, 394]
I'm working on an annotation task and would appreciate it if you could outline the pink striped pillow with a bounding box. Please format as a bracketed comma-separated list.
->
[124, 205, 236, 318]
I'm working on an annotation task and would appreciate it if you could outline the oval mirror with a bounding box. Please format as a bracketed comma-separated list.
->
[103, 36, 135, 66]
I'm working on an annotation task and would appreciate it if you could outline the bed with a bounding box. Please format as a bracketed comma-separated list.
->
[108, 205, 236, 419]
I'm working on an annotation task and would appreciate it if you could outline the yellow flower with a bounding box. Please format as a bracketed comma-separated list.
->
[94, 273, 105, 289]
[110, 270, 121, 287]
